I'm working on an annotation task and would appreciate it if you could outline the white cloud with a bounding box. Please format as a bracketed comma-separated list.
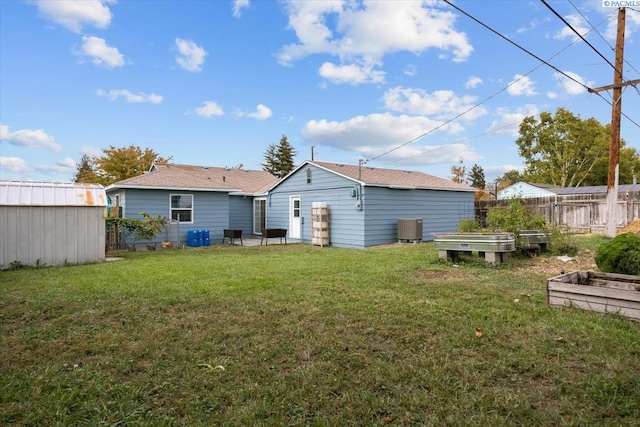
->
[0, 157, 30, 173]
[318, 62, 385, 85]
[193, 101, 224, 117]
[516, 20, 538, 34]
[486, 105, 539, 137]
[507, 74, 537, 96]
[0, 124, 62, 151]
[175, 38, 207, 72]
[553, 14, 589, 41]
[301, 112, 468, 165]
[483, 164, 524, 182]
[465, 76, 483, 89]
[30, 0, 114, 33]
[81, 145, 102, 157]
[237, 104, 272, 120]
[485, 164, 523, 174]
[36, 157, 77, 174]
[278, 1, 473, 70]
[607, 7, 639, 40]
[367, 143, 480, 167]
[403, 64, 417, 77]
[75, 35, 124, 68]
[232, 0, 250, 18]
[554, 71, 592, 95]
[382, 87, 487, 121]
[96, 89, 163, 104]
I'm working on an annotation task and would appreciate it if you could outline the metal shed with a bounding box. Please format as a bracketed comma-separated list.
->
[0, 181, 108, 269]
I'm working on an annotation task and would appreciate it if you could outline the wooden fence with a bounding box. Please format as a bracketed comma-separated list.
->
[476, 192, 640, 233]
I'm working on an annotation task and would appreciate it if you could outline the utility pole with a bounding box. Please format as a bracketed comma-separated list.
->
[589, 8, 629, 237]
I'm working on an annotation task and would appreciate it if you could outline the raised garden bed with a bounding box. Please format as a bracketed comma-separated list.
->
[432, 232, 515, 264]
[520, 229, 552, 251]
[546, 270, 640, 321]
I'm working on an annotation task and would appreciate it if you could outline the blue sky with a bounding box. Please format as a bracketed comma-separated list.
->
[1, 0, 639, 184]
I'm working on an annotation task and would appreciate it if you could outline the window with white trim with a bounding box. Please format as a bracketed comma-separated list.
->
[170, 194, 193, 223]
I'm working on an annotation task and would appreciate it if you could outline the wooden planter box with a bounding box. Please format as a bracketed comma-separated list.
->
[546, 271, 640, 321]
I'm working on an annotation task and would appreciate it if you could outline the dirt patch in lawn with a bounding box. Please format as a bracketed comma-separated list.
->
[518, 249, 599, 276]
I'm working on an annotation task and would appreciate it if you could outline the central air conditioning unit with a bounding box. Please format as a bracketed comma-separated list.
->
[397, 218, 423, 242]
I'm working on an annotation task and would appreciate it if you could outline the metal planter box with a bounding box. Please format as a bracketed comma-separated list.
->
[520, 229, 552, 250]
[432, 232, 515, 263]
[547, 271, 640, 321]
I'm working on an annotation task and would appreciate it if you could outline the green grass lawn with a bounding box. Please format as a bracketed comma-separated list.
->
[1, 239, 638, 426]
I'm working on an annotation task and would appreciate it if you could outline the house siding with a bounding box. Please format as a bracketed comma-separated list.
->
[267, 164, 365, 248]
[363, 187, 475, 246]
[498, 183, 555, 199]
[110, 189, 229, 246]
[268, 164, 475, 248]
[229, 196, 255, 236]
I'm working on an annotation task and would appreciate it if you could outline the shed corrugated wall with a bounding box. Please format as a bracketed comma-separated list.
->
[0, 181, 107, 269]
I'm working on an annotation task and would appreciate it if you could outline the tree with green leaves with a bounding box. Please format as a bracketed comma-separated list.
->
[450, 158, 466, 184]
[262, 135, 297, 178]
[73, 154, 100, 183]
[84, 144, 172, 186]
[467, 164, 486, 190]
[583, 145, 640, 186]
[516, 107, 638, 187]
[494, 169, 524, 192]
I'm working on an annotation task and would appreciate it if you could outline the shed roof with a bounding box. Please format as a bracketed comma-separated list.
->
[0, 181, 107, 206]
[500, 181, 640, 198]
[272, 160, 476, 192]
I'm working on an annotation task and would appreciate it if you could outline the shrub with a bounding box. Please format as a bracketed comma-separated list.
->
[106, 212, 167, 248]
[458, 218, 481, 232]
[547, 225, 579, 256]
[486, 198, 547, 249]
[595, 233, 640, 275]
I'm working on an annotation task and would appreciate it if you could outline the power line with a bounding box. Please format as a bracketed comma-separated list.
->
[567, 0, 640, 82]
[442, 0, 640, 130]
[541, 0, 619, 75]
[368, 2, 639, 164]
[568, 0, 615, 50]
[441, 0, 593, 92]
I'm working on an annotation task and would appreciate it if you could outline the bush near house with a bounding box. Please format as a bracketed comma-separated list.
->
[107, 212, 167, 249]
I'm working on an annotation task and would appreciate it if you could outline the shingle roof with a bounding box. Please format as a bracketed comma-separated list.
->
[553, 184, 640, 195]
[310, 161, 476, 192]
[106, 163, 279, 195]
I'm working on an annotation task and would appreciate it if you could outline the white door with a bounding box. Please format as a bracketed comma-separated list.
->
[289, 195, 301, 239]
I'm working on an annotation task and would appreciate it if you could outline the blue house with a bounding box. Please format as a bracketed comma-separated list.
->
[105, 163, 279, 247]
[266, 161, 476, 248]
[106, 161, 476, 249]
